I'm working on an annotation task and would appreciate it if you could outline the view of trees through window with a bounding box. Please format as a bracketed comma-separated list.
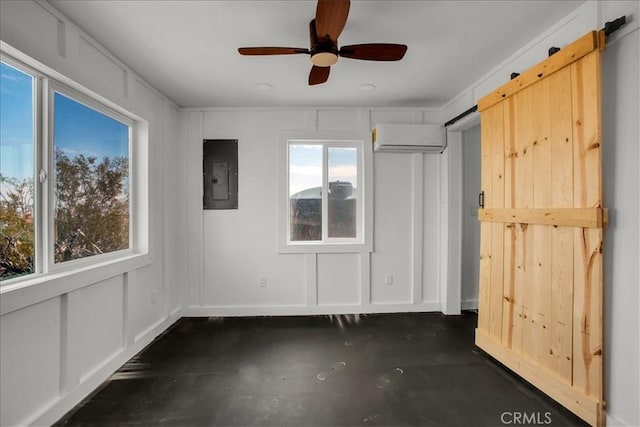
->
[0, 61, 35, 279]
[0, 61, 131, 281]
[52, 92, 130, 264]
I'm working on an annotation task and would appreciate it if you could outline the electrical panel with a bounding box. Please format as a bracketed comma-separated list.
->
[203, 139, 238, 209]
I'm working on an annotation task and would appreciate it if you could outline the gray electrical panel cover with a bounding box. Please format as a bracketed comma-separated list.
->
[203, 139, 238, 209]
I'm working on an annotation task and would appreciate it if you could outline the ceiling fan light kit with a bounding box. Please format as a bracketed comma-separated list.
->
[238, 0, 407, 85]
[310, 52, 339, 67]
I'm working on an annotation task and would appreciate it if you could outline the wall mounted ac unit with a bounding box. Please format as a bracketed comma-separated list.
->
[372, 123, 446, 153]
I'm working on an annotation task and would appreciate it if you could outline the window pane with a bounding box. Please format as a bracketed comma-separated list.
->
[53, 92, 130, 263]
[328, 147, 357, 238]
[0, 62, 35, 280]
[289, 144, 322, 241]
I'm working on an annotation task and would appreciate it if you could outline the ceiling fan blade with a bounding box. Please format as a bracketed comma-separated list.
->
[238, 47, 309, 55]
[315, 0, 350, 43]
[339, 44, 408, 61]
[309, 65, 330, 85]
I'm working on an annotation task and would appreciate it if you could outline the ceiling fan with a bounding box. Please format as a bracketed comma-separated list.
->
[238, 0, 408, 85]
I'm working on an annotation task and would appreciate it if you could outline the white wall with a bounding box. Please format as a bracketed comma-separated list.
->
[460, 125, 481, 308]
[600, 3, 640, 426]
[183, 1, 639, 423]
[0, 1, 185, 426]
[1, 0, 637, 426]
[441, 2, 640, 425]
[183, 108, 447, 316]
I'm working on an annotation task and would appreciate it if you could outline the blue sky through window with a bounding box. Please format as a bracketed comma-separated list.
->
[0, 61, 33, 181]
[54, 92, 129, 161]
[289, 144, 357, 197]
[289, 144, 322, 197]
[1, 60, 130, 185]
[328, 146, 357, 186]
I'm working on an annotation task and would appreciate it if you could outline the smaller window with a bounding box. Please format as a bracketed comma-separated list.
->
[284, 136, 369, 252]
[327, 146, 358, 239]
[51, 90, 131, 264]
[289, 144, 323, 241]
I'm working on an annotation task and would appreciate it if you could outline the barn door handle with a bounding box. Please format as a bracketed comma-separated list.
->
[478, 191, 485, 209]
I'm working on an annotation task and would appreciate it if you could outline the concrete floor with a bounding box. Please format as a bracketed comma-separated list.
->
[55, 312, 586, 426]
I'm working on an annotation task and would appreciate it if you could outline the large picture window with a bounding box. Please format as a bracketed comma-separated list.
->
[0, 61, 35, 280]
[0, 55, 137, 283]
[282, 134, 371, 253]
[52, 91, 131, 264]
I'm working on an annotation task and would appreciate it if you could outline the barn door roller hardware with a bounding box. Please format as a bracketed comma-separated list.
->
[443, 105, 478, 128]
[603, 16, 626, 36]
[443, 15, 626, 129]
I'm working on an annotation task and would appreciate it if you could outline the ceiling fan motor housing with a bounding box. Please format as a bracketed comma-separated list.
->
[309, 19, 338, 67]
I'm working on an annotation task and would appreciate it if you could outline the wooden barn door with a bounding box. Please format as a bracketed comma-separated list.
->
[475, 31, 607, 426]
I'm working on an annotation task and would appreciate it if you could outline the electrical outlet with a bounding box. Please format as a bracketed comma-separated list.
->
[259, 276, 267, 287]
[384, 273, 393, 286]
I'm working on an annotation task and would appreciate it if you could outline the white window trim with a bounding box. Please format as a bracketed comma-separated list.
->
[47, 82, 135, 272]
[0, 45, 150, 312]
[278, 129, 373, 254]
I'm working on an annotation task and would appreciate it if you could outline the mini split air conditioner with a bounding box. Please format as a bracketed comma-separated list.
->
[372, 123, 446, 153]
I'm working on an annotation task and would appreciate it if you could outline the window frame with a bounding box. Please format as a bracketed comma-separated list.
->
[0, 55, 42, 283]
[278, 129, 373, 254]
[47, 82, 135, 271]
[0, 46, 149, 295]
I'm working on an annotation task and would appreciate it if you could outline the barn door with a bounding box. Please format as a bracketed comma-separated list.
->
[475, 31, 607, 426]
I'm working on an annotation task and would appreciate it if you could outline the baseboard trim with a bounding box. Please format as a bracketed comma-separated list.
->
[183, 302, 443, 317]
[606, 413, 633, 427]
[27, 313, 181, 427]
[461, 299, 478, 310]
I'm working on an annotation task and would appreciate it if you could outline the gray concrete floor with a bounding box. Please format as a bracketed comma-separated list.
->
[55, 312, 586, 426]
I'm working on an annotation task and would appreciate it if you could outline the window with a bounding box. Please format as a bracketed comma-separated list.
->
[289, 143, 359, 241]
[0, 54, 139, 284]
[0, 61, 35, 279]
[289, 144, 323, 241]
[52, 90, 131, 264]
[280, 130, 372, 253]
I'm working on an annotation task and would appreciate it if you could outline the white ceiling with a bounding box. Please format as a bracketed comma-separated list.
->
[50, 0, 585, 109]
